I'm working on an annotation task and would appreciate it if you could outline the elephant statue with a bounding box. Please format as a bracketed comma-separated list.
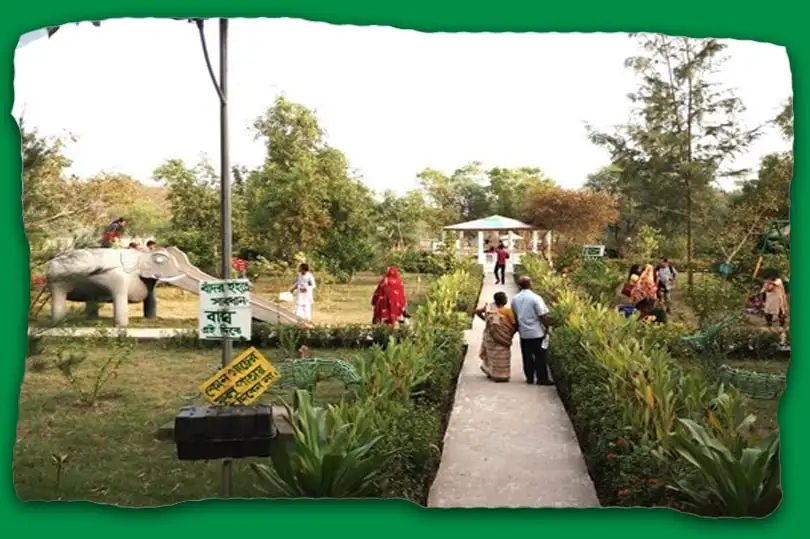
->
[46, 248, 187, 327]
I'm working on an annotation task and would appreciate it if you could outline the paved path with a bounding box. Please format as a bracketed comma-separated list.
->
[428, 271, 599, 508]
[28, 327, 189, 339]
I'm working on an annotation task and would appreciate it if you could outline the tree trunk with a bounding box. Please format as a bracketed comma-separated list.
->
[686, 182, 694, 292]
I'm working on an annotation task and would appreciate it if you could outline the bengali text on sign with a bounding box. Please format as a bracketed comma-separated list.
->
[199, 347, 281, 405]
[198, 278, 252, 340]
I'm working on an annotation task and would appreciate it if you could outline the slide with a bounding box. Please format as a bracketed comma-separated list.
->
[163, 246, 301, 325]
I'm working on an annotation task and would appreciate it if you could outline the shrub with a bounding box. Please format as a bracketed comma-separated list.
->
[569, 259, 624, 305]
[48, 329, 136, 407]
[687, 275, 746, 329]
[554, 244, 582, 271]
[654, 418, 781, 517]
[523, 258, 778, 514]
[248, 264, 480, 504]
[378, 250, 447, 275]
[626, 224, 663, 262]
[251, 390, 388, 498]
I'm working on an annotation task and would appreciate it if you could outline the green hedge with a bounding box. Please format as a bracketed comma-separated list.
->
[549, 326, 680, 507]
[376, 267, 482, 503]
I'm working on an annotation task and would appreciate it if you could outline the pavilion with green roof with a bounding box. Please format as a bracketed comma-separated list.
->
[442, 215, 543, 266]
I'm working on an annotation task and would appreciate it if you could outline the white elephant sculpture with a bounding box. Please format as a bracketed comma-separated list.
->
[46, 248, 186, 327]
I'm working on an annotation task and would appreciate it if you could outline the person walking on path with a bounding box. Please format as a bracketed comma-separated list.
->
[494, 242, 510, 285]
[290, 263, 316, 321]
[474, 291, 517, 382]
[511, 276, 553, 386]
[655, 258, 677, 312]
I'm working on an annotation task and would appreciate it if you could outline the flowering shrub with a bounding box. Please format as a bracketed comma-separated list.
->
[31, 273, 47, 288]
[231, 257, 248, 276]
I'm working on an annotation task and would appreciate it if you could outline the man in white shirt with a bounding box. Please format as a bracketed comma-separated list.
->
[510, 276, 553, 385]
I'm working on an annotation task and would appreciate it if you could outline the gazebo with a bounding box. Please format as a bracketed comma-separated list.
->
[441, 215, 543, 267]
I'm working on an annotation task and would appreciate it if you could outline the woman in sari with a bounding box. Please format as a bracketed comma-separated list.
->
[474, 291, 517, 382]
[761, 271, 788, 327]
[631, 264, 658, 306]
[372, 266, 407, 326]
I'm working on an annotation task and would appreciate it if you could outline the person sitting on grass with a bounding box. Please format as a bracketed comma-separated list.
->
[635, 297, 667, 324]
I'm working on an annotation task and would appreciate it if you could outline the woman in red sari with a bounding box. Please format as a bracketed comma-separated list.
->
[372, 266, 407, 326]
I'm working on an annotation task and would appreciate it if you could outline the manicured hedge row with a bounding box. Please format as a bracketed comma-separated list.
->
[549, 325, 680, 507]
[373, 266, 483, 503]
[517, 257, 782, 512]
[513, 264, 677, 506]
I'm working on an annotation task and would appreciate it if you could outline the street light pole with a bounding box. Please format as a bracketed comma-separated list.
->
[217, 17, 233, 499]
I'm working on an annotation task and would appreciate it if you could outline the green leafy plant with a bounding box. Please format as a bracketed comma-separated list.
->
[656, 418, 781, 517]
[278, 325, 303, 358]
[51, 453, 69, 497]
[570, 259, 624, 305]
[251, 390, 388, 498]
[626, 224, 663, 262]
[355, 337, 432, 405]
[51, 330, 134, 407]
[687, 274, 745, 329]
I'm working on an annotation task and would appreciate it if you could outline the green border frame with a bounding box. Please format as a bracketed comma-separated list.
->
[1, 0, 801, 532]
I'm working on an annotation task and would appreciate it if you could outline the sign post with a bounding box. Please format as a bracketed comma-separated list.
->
[217, 17, 233, 498]
[199, 279, 253, 341]
[582, 245, 606, 260]
[199, 347, 280, 405]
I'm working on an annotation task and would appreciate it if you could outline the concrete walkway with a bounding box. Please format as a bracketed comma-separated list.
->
[28, 326, 189, 338]
[428, 271, 599, 508]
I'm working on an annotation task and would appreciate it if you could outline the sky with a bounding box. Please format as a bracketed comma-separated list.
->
[13, 18, 793, 194]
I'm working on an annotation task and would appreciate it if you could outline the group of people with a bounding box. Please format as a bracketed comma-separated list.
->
[474, 276, 552, 385]
[100, 217, 158, 252]
[128, 240, 157, 251]
[619, 258, 676, 324]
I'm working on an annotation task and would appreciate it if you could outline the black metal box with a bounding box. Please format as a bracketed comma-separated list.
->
[174, 405, 277, 461]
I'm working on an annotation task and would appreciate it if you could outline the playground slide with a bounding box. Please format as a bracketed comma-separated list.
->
[163, 246, 301, 325]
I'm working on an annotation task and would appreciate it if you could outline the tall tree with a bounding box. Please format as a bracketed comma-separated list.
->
[244, 96, 376, 274]
[154, 158, 225, 272]
[21, 122, 121, 268]
[375, 189, 428, 251]
[488, 167, 554, 218]
[417, 162, 492, 228]
[589, 34, 760, 289]
[520, 185, 620, 244]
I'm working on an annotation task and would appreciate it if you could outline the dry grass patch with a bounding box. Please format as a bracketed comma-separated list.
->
[30, 271, 434, 328]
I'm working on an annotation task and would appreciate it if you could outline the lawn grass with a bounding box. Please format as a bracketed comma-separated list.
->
[15, 342, 368, 505]
[30, 271, 434, 328]
[722, 358, 786, 439]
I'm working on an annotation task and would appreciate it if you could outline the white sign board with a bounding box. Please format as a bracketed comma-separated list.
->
[198, 279, 253, 341]
[582, 245, 606, 259]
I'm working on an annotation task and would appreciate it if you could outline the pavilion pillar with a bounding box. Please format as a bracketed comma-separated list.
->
[507, 230, 514, 251]
[477, 231, 485, 264]
[531, 230, 539, 253]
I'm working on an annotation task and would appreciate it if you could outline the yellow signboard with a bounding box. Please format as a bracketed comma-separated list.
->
[199, 347, 281, 405]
